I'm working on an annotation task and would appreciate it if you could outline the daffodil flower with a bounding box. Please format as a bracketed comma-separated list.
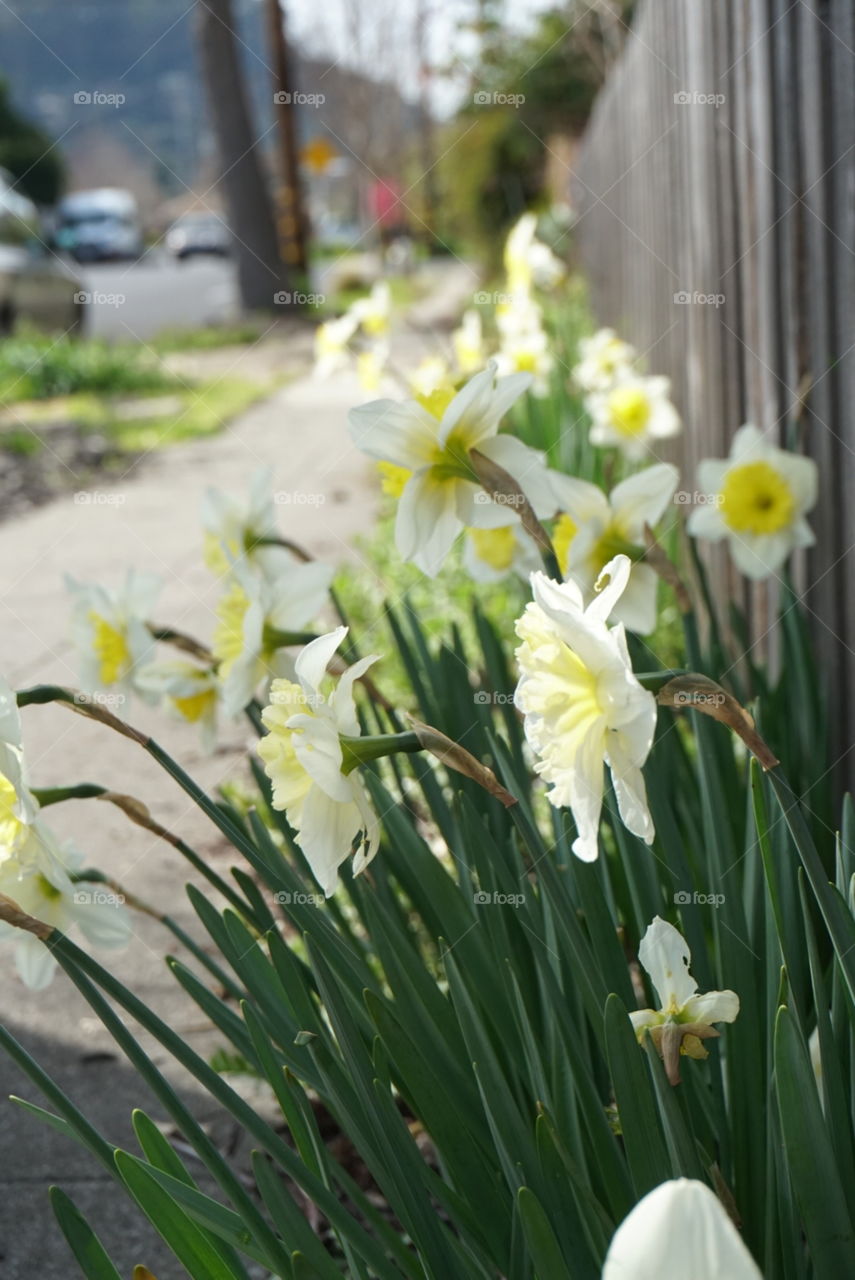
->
[504, 213, 565, 293]
[686, 424, 818, 579]
[462, 522, 540, 584]
[514, 556, 657, 860]
[573, 327, 636, 394]
[257, 627, 380, 897]
[313, 311, 360, 379]
[67, 570, 161, 701]
[630, 916, 739, 1084]
[409, 355, 453, 400]
[550, 464, 679, 633]
[201, 466, 291, 578]
[586, 374, 681, 460]
[495, 323, 554, 397]
[603, 1179, 762, 1279]
[211, 559, 334, 718]
[137, 660, 220, 750]
[0, 841, 131, 990]
[452, 309, 485, 375]
[351, 281, 391, 337]
[349, 363, 554, 576]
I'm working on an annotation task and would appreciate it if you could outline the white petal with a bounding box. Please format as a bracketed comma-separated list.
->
[638, 916, 698, 1009]
[603, 1179, 762, 1279]
[296, 784, 365, 897]
[267, 561, 334, 631]
[329, 654, 381, 736]
[441, 366, 530, 450]
[15, 935, 57, 990]
[75, 897, 133, 949]
[477, 435, 556, 517]
[687, 504, 726, 540]
[611, 564, 659, 635]
[295, 627, 347, 697]
[728, 530, 792, 580]
[683, 989, 740, 1025]
[396, 470, 461, 576]
[610, 463, 679, 533]
[348, 399, 439, 468]
[586, 555, 632, 625]
[549, 473, 609, 524]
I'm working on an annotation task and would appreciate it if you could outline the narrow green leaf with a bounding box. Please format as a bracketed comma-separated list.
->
[49, 1187, 124, 1280]
[516, 1187, 572, 1280]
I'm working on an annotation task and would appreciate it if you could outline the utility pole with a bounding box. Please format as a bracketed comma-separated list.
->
[267, 0, 311, 278]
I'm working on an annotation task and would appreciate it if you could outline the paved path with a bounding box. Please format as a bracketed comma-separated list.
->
[0, 258, 478, 1277]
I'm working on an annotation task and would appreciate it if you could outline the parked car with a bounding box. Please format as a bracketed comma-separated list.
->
[166, 212, 230, 260]
[0, 171, 83, 335]
[55, 189, 143, 263]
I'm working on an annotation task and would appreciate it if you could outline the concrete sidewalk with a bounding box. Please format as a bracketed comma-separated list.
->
[0, 259, 478, 1277]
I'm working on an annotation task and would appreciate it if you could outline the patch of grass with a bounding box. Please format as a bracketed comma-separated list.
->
[103, 378, 265, 451]
[0, 333, 175, 404]
[151, 323, 267, 353]
[0, 428, 42, 456]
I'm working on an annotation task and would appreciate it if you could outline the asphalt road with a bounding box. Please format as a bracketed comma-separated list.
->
[80, 252, 240, 342]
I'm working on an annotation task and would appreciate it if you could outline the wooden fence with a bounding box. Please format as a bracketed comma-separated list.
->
[573, 0, 855, 781]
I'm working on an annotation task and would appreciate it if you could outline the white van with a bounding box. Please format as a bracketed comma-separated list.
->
[55, 189, 144, 263]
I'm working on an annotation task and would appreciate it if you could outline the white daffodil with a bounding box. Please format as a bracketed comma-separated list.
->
[202, 466, 291, 578]
[351, 281, 391, 337]
[586, 374, 681, 460]
[0, 842, 131, 990]
[504, 213, 564, 294]
[550, 463, 679, 634]
[257, 627, 379, 897]
[452, 309, 485, 375]
[603, 1179, 762, 1280]
[514, 556, 657, 861]
[495, 292, 545, 341]
[67, 570, 161, 701]
[462, 522, 540, 584]
[573, 327, 636, 394]
[349, 363, 555, 576]
[313, 311, 360, 379]
[686, 425, 818, 580]
[409, 355, 453, 400]
[630, 916, 739, 1084]
[211, 559, 334, 717]
[495, 320, 554, 397]
[136, 660, 220, 750]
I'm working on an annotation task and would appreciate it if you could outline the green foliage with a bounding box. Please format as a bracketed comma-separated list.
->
[0, 334, 174, 403]
[0, 78, 64, 205]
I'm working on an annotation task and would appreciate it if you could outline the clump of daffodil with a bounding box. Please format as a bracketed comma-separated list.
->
[630, 916, 739, 1085]
[452, 309, 486, 375]
[257, 627, 380, 897]
[573, 327, 637, 394]
[550, 463, 679, 634]
[514, 555, 657, 861]
[349, 362, 555, 577]
[137, 660, 220, 750]
[603, 1179, 761, 1279]
[586, 373, 681, 460]
[211, 558, 334, 718]
[463, 522, 540, 584]
[495, 307, 554, 397]
[687, 424, 818, 578]
[67, 570, 162, 702]
[313, 311, 360, 380]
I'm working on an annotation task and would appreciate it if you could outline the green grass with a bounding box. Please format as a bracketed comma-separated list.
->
[0, 333, 175, 404]
[150, 323, 269, 353]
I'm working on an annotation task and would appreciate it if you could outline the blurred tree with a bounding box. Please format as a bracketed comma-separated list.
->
[439, 0, 635, 255]
[0, 78, 64, 205]
[196, 0, 288, 311]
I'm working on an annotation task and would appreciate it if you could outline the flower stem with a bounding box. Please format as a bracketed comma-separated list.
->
[339, 731, 422, 775]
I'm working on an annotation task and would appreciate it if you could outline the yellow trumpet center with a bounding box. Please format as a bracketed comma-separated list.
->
[0, 772, 25, 852]
[553, 513, 577, 576]
[720, 461, 795, 534]
[212, 582, 251, 677]
[88, 612, 131, 685]
[607, 386, 652, 437]
[377, 461, 411, 498]
[171, 688, 217, 724]
[468, 526, 517, 572]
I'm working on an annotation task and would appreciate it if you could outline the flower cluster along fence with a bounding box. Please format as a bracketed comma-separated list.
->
[573, 0, 855, 781]
[0, 217, 853, 1278]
